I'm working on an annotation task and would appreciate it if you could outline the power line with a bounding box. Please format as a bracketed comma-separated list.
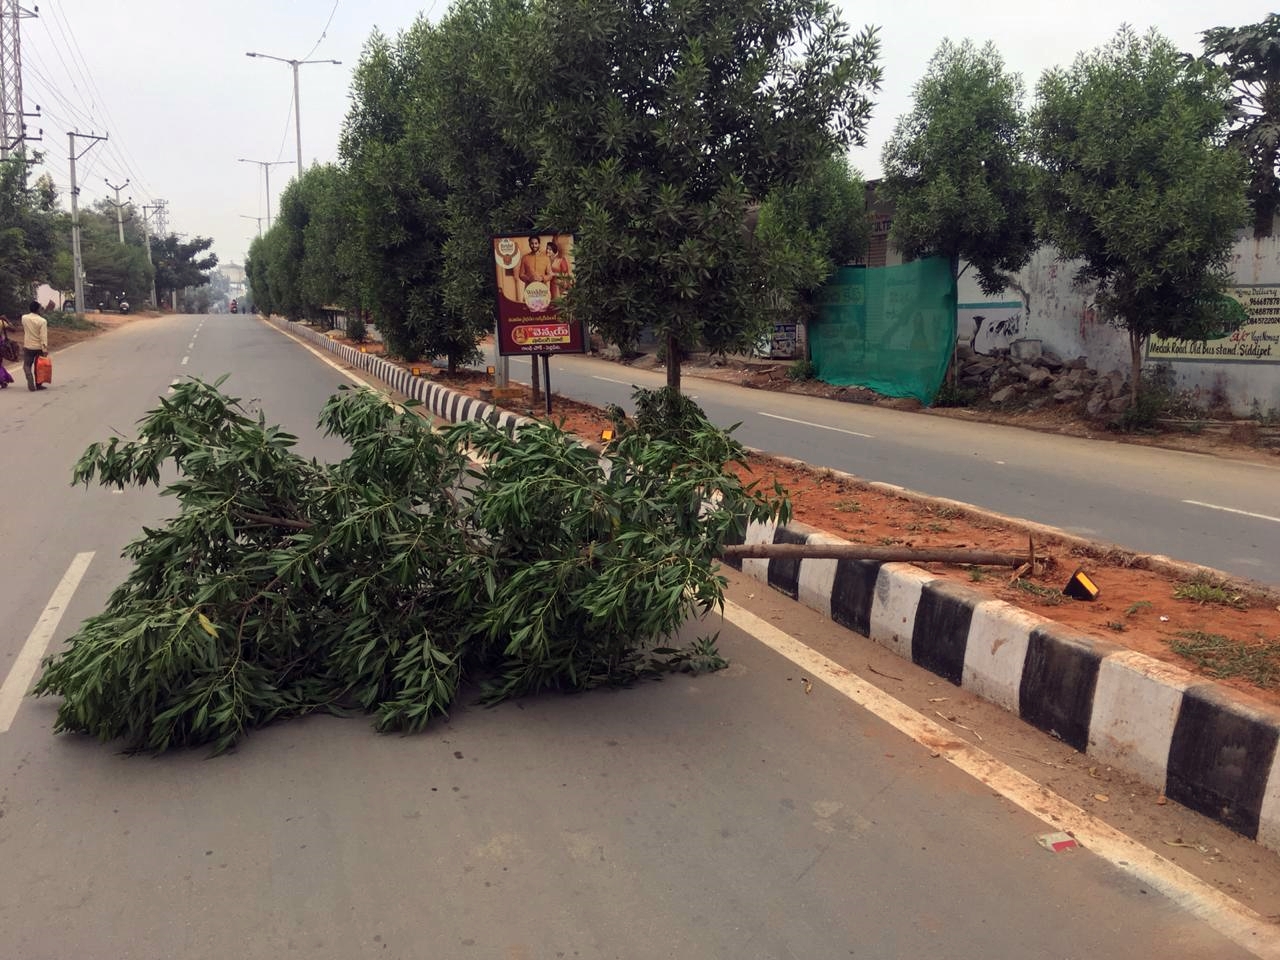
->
[302, 0, 341, 61]
[41, 4, 155, 198]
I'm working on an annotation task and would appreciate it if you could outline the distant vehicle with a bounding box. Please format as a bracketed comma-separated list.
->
[119, 300, 130, 315]
[230, 299, 239, 314]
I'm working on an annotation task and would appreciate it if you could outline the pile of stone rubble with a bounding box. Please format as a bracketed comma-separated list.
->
[954, 342, 1131, 419]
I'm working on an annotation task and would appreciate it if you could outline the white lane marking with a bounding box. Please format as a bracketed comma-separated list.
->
[187, 341, 194, 349]
[722, 599, 1280, 960]
[757, 412, 873, 439]
[0, 552, 96, 733]
[180, 356, 189, 366]
[167, 378, 180, 395]
[592, 375, 632, 386]
[259, 319, 375, 389]
[1183, 499, 1280, 525]
[995, 460, 1006, 465]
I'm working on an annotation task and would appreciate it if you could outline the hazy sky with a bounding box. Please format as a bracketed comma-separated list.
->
[19, 1, 1274, 271]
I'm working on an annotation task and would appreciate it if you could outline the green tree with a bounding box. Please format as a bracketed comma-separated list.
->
[245, 235, 273, 316]
[1031, 27, 1249, 403]
[340, 27, 451, 364]
[1202, 14, 1280, 237]
[416, 0, 543, 375]
[151, 235, 218, 306]
[0, 161, 59, 318]
[881, 38, 1037, 295]
[753, 153, 867, 351]
[78, 203, 154, 308]
[515, 0, 882, 390]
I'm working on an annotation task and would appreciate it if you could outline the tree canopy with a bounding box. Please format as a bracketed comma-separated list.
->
[0, 160, 58, 318]
[1031, 27, 1249, 400]
[151, 235, 218, 305]
[881, 38, 1037, 293]
[517, 0, 882, 389]
[1202, 14, 1280, 237]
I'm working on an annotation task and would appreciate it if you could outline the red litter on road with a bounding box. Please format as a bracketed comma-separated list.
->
[1038, 832, 1079, 853]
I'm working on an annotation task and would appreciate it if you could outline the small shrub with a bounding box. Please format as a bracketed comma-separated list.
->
[834, 498, 862, 513]
[346, 313, 368, 343]
[1012, 578, 1065, 605]
[1113, 363, 1201, 432]
[932, 381, 978, 408]
[1125, 600, 1153, 617]
[787, 359, 817, 381]
[1173, 576, 1246, 609]
[1105, 620, 1127, 632]
[968, 568, 987, 582]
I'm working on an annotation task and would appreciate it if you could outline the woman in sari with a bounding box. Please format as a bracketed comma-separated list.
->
[0, 315, 16, 388]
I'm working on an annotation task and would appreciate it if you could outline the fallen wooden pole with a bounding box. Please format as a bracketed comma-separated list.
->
[720, 543, 1030, 567]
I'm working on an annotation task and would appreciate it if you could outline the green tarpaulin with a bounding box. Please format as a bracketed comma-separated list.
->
[810, 258, 956, 404]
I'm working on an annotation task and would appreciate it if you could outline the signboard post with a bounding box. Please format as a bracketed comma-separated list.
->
[492, 232, 581, 413]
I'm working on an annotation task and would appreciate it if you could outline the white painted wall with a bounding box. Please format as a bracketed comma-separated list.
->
[958, 235, 1280, 416]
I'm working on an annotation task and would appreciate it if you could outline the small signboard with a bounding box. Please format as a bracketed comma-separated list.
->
[492, 233, 583, 357]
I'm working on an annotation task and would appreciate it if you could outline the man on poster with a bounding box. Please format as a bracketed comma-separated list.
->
[517, 235, 552, 310]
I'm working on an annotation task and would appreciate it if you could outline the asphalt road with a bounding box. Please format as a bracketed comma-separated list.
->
[0, 315, 1265, 959]
[505, 353, 1280, 583]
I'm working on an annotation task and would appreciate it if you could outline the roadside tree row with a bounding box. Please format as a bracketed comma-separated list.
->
[246, 0, 881, 386]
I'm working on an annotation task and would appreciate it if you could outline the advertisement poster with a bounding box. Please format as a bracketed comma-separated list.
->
[492, 233, 583, 356]
[1148, 284, 1280, 363]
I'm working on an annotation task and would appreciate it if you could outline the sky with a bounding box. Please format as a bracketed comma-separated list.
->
[16, 0, 1276, 272]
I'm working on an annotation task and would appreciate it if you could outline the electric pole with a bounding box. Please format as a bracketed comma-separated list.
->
[0, 1, 41, 160]
[104, 177, 130, 243]
[141, 200, 163, 308]
[245, 52, 341, 176]
[68, 130, 107, 316]
[237, 158, 291, 229]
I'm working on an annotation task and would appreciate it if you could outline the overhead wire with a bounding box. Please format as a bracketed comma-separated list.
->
[42, 3, 156, 200]
[47, 3, 153, 192]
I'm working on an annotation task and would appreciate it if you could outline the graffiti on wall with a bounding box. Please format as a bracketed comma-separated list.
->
[1148, 284, 1280, 363]
[958, 302, 1023, 354]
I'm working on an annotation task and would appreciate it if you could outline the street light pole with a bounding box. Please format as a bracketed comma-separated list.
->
[236, 158, 292, 229]
[239, 214, 264, 238]
[245, 52, 341, 176]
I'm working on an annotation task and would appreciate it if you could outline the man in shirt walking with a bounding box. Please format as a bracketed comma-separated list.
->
[21, 300, 48, 391]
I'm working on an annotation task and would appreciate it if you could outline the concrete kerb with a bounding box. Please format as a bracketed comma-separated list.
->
[272, 316, 1280, 853]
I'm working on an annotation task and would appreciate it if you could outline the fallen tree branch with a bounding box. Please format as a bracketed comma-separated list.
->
[720, 542, 1031, 567]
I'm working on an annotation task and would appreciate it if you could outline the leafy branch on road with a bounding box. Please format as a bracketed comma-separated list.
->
[34, 379, 787, 754]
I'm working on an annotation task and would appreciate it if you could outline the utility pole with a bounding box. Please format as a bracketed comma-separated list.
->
[245, 52, 341, 176]
[0, 1, 41, 160]
[239, 213, 264, 238]
[68, 130, 107, 316]
[104, 177, 130, 243]
[141, 200, 163, 308]
[237, 158, 292, 229]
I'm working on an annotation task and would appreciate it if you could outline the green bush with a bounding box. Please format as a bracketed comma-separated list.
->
[346, 313, 367, 343]
[787, 359, 817, 381]
[931, 381, 978, 408]
[36, 380, 787, 753]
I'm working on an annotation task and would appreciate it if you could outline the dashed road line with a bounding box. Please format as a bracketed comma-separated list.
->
[757, 411, 873, 439]
[0, 552, 95, 733]
[592, 375, 632, 385]
[1183, 499, 1280, 524]
[722, 599, 1280, 960]
[180, 355, 189, 366]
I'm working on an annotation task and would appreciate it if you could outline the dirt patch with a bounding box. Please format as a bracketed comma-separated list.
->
[323, 329, 1280, 709]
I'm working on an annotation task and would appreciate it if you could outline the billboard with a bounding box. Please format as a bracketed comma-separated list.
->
[1148, 284, 1280, 363]
[493, 233, 583, 356]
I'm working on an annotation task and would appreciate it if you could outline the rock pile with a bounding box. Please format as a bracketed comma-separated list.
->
[955, 344, 1131, 419]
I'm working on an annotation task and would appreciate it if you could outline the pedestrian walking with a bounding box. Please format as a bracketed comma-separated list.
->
[21, 300, 48, 392]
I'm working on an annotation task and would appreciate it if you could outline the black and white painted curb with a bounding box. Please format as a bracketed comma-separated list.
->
[272, 317, 1280, 853]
